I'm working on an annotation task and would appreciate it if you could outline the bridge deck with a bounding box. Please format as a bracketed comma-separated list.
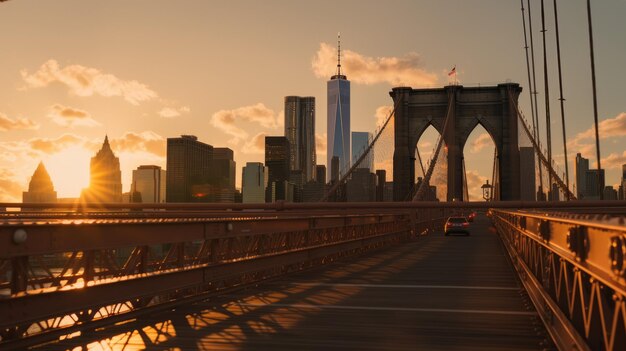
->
[36, 215, 552, 350]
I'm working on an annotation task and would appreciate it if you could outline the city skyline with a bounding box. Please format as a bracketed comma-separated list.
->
[1, 1, 625, 201]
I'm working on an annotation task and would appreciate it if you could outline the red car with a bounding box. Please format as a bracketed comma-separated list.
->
[467, 212, 477, 222]
[444, 216, 471, 236]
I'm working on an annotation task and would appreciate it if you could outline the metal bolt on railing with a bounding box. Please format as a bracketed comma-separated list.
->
[609, 235, 625, 275]
[566, 226, 589, 262]
[538, 220, 550, 241]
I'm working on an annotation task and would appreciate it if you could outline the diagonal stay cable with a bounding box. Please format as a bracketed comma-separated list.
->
[320, 99, 400, 202]
[412, 89, 455, 201]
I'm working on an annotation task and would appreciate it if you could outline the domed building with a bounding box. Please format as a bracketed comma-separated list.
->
[23, 161, 57, 203]
[81, 135, 123, 203]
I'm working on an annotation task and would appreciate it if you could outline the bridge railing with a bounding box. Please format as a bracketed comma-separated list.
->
[490, 209, 626, 351]
[0, 204, 450, 349]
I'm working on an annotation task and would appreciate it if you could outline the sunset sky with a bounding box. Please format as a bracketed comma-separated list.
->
[1, 0, 624, 202]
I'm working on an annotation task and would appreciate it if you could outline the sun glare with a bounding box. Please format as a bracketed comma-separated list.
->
[45, 146, 91, 199]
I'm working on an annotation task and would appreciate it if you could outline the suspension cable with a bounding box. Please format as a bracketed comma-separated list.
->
[527, 0, 544, 195]
[540, 0, 554, 200]
[320, 99, 400, 202]
[508, 88, 576, 200]
[552, 0, 571, 200]
[586, 0, 603, 200]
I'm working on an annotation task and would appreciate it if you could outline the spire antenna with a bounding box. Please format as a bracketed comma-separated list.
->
[337, 32, 342, 76]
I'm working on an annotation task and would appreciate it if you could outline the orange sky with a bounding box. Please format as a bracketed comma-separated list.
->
[1, 1, 624, 202]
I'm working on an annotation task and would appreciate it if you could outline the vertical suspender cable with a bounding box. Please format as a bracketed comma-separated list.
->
[586, 0, 603, 200]
[520, 0, 538, 153]
[552, 0, 571, 200]
[527, 0, 544, 196]
[540, 0, 554, 200]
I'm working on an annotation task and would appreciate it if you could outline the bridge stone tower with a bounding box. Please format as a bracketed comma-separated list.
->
[391, 83, 523, 201]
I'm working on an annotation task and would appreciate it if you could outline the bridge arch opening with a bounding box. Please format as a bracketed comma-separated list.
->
[414, 124, 447, 201]
[462, 123, 497, 201]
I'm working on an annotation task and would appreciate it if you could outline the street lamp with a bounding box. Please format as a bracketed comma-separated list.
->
[481, 180, 492, 201]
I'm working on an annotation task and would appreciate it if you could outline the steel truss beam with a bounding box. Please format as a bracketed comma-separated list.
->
[0, 208, 448, 349]
[491, 209, 626, 351]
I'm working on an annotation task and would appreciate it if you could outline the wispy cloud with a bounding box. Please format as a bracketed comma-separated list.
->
[312, 43, 438, 87]
[242, 132, 267, 155]
[374, 105, 393, 128]
[470, 133, 492, 153]
[109, 131, 166, 158]
[0, 112, 39, 131]
[568, 112, 626, 160]
[0, 169, 23, 202]
[158, 106, 190, 118]
[316, 133, 327, 158]
[601, 151, 626, 170]
[29, 134, 86, 154]
[210, 103, 281, 144]
[21, 59, 158, 105]
[48, 104, 100, 127]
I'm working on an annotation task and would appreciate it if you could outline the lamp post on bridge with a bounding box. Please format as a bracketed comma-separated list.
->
[481, 180, 493, 201]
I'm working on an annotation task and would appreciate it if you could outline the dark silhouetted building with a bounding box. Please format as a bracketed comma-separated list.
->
[519, 147, 536, 201]
[166, 135, 212, 203]
[81, 136, 122, 203]
[347, 168, 376, 202]
[330, 156, 340, 182]
[316, 165, 326, 184]
[265, 136, 290, 202]
[375, 170, 386, 202]
[604, 186, 618, 200]
[285, 96, 316, 182]
[585, 169, 605, 200]
[212, 147, 236, 203]
[416, 177, 438, 201]
[23, 162, 57, 203]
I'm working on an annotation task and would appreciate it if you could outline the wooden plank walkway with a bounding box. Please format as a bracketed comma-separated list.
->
[36, 215, 553, 350]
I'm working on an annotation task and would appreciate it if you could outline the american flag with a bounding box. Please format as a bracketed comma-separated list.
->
[448, 66, 456, 76]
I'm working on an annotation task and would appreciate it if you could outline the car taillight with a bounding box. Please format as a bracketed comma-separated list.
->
[463, 223, 469, 227]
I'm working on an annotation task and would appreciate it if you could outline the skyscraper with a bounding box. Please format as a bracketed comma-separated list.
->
[519, 147, 536, 201]
[575, 153, 589, 199]
[166, 135, 213, 203]
[212, 147, 236, 203]
[81, 136, 122, 203]
[327, 34, 350, 181]
[621, 164, 626, 200]
[352, 132, 373, 171]
[23, 162, 57, 203]
[265, 136, 290, 201]
[131, 165, 166, 203]
[242, 162, 268, 203]
[285, 96, 316, 181]
[585, 169, 605, 200]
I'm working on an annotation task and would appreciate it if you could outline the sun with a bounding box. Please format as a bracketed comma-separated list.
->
[45, 146, 91, 199]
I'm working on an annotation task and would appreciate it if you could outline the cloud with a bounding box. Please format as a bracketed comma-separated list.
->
[312, 43, 438, 87]
[21, 59, 158, 105]
[0, 112, 39, 131]
[210, 103, 281, 144]
[316, 133, 327, 158]
[242, 132, 267, 155]
[47, 104, 100, 127]
[158, 106, 190, 118]
[470, 133, 492, 153]
[375, 105, 393, 128]
[109, 131, 166, 157]
[601, 151, 626, 170]
[568, 113, 626, 160]
[0, 169, 23, 202]
[29, 134, 86, 154]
